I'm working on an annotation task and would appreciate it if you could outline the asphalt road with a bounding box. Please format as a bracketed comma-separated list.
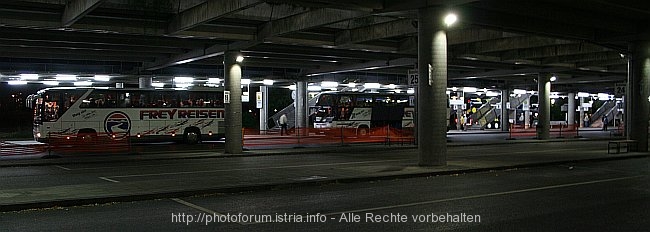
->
[1, 157, 647, 232]
[0, 141, 610, 190]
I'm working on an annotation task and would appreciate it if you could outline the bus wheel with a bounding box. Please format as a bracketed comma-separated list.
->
[184, 128, 201, 144]
[357, 126, 369, 137]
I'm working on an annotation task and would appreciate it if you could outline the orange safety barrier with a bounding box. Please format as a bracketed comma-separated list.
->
[242, 126, 415, 147]
[45, 132, 131, 155]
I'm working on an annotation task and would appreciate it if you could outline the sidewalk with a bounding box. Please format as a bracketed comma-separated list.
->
[0, 139, 647, 212]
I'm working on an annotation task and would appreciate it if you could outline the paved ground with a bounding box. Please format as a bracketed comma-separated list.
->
[1, 158, 647, 231]
[0, 136, 646, 212]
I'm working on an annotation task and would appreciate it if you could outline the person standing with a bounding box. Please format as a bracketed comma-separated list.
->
[584, 114, 590, 127]
[602, 115, 608, 131]
[279, 113, 288, 136]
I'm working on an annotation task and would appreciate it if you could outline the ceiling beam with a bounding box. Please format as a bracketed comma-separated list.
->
[167, 0, 263, 34]
[499, 43, 611, 60]
[305, 57, 416, 76]
[335, 19, 415, 45]
[62, 0, 106, 27]
[145, 8, 368, 70]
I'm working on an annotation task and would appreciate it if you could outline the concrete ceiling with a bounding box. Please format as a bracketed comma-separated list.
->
[0, 0, 647, 92]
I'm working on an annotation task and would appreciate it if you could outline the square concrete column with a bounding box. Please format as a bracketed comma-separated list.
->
[579, 97, 585, 128]
[224, 51, 243, 154]
[537, 74, 551, 139]
[626, 41, 650, 151]
[259, 86, 268, 133]
[295, 81, 309, 134]
[501, 89, 510, 131]
[417, 7, 447, 166]
[567, 92, 576, 127]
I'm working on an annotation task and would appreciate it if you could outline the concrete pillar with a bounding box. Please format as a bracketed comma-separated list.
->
[259, 86, 268, 133]
[224, 51, 243, 154]
[138, 77, 152, 89]
[456, 108, 462, 130]
[417, 7, 447, 166]
[501, 89, 510, 131]
[568, 93, 576, 127]
[295, 81, 308, 133]
[579, 97, 585, 128]
[537, 74, 551, 139]
[626, 41, 650, 152]
[524, 99, 530, 129]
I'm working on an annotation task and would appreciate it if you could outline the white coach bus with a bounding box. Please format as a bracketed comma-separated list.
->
[28, 87, 225, 144]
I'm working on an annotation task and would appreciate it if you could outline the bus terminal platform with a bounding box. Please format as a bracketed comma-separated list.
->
[0, 128, 647, 212]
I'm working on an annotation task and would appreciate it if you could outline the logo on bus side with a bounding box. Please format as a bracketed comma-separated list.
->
[104, 111, 131, 139]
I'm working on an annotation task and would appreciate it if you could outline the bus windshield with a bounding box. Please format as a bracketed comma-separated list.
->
[36, 89, 85, 123]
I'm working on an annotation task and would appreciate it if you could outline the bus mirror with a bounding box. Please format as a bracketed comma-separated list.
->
[25, 94, 35, 108]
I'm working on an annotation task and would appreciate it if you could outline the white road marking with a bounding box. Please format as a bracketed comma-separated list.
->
[54, 165, 72, 170]
[106, 159, 409, 179]
[98, 176, 120, 183]
[170, 198, 244, 225]
[321, 175, 645, 216]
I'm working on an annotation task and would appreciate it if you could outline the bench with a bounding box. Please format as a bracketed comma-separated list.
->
[607, 140, 638, 154]
[384, 136, 415, 146]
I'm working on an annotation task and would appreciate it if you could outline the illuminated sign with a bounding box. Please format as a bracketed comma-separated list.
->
[139, 109, 225, 120]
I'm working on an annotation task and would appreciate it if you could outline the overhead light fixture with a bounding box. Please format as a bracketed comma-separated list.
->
[463, 87, 477, 93]
[321, 81, 338, 88]
[486, 91, 499, 97]
[20, 74, 39, 80]
[550, 75, 557, 82]
[74, 81, 92, 86]
[55, 74, 77, 81]
[597, 93, 609, 100]
[175, 83, 193, 88]
[263, 79, 274, 86]
[307, 85, 322, 91]
[451, 87, 458, 92]
[407, 88, 415, 94]
[241, 79, 251, 85]
[444, 13, 458, 27]
[208, 78, 221, 83]
[174, 76, 194, 83]
[94, 75, 111, 82]
[364, 83, 381, 89]
[513, 89, 527, 94]
[577, 92, 590, 97]
[8, 80, 27, 85]
[347, 82, 355, 88]
[236, 55, 245, 63]
[152, 82, 165, 88]
[288, 84, 296, 90]
[42, 81, 59, 86]
[387, 84, 396, 89]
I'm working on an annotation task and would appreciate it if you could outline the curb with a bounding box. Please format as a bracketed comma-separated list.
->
[1, 154, 646, 212]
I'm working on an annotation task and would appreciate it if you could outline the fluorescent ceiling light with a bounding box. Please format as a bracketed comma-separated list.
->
[288, 84, 296, 90]
[208, 78, 221, 83]
[236, 55, 244, 63]
[175, 83, 193, 88]
[94, 75, 110, 82]
[241, 79, 251, 85]
[513, 89, 527, 94]
[550, 76, 557, 82]
[174, 76, 194, 83]
[74, 81, 92, 86]
[321, 81, 338, 88]
[20, 74, 39, 80]
[42, 81, 59, 86]
[263, 79, 274, 86]
[577, 92, 590, 97]
[387, 84, 396, 89]
[364, 83, 381, 89]
[463, 87, 477, 93]
[56, 74, 77, 81]
[407, 88, 415, 94]
[347, 82, 355, 88]
[8, 80, 27, 85]
[486, 91, 499, 97]
[307, 85, 322, 91]
[152, 82, 165, 87]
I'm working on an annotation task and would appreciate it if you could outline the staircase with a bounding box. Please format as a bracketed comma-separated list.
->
[267, 95, 319, 131]
[470, 97, 500, 129]
[589, 101, 618, 128]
